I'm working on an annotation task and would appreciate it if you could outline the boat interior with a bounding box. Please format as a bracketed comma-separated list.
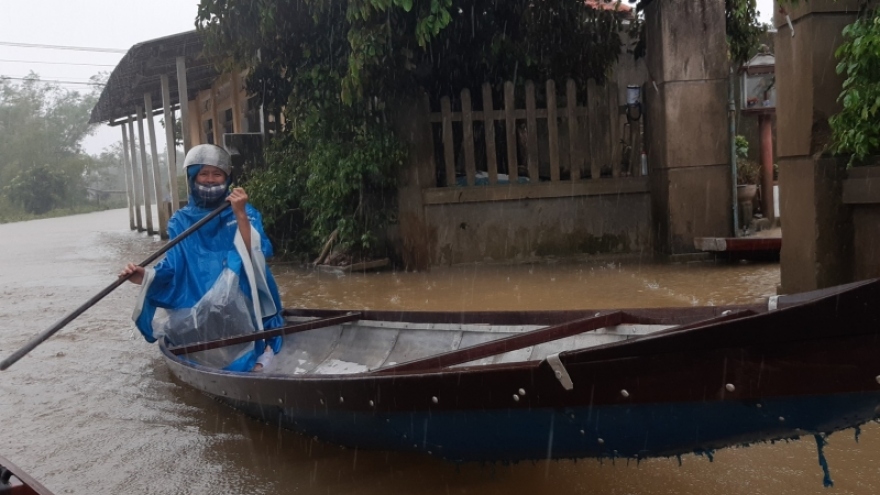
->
[183, 314, 679, 375]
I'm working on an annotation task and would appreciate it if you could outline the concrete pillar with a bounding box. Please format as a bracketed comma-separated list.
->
[391, 94, 435, 270]
[120, 123, 136, 230]
[144, 92, 169, 239]
[643, 0, 732, 257]
[176, 56, 193, 154]
[161, 74, 180, 213]
[775, 0, 860, 293]
[759, 114, 774, 220]
[135, 105, 155, 235]
[126, 119, 145, 232]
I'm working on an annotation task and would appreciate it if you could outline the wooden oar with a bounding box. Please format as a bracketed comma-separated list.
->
[166, 312, 362, 355]
[0, 202, 230, 371]
[373, 311, 625, 374]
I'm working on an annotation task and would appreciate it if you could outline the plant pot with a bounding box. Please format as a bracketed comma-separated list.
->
[737, 184, 758, 229]
[736, 184, 758, 203]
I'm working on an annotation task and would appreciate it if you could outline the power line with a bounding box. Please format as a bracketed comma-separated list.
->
[0, 58, 116, 67]
[1, 76, 105, 86]
[0, 41, 126, 54]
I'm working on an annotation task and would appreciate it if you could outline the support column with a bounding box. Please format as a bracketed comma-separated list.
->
[644, 0, 732, 257]
[135, 105, 155, 235]
[161, 74, 180, 213]
[231, 72, 243, 133]
[176, 56, 193, 153]
[145, 92, 169, 239]
[775, 0, 859, 292]
[127, 119, 145, 232]
[120, 122, 136, 230]
[391, 94, 435, 270]
[759, 114, 775, 220]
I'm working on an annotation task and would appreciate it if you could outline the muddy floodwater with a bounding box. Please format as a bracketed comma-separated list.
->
[1, 208, 879, 495]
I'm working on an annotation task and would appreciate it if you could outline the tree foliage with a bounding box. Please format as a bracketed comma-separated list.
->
[725, 0, 765, 64]
[196, 0, 628, 258]
[830, 7, 880, 165]
[0, 74, 102, 215]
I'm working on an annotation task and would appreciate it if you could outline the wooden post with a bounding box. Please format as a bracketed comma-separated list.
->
[461, 88, 476, 186]
[211, 84, 221, 145]
[119, 123, 136, 230]
[504, 81, 518, 183]
[440, 96, 455, 187]
[608, 82, 622, 178]
[481, 83, 498, 185]
[525, 81, 539, 181]
[135, 105, 155, 235]
[546, 79, 560, 182]
[176, 56, 192, 153]
[145, 92, 169, 239]
[126, 119, 145, 232]
[231, 72, 243, 133]
[160, 74, 180, 213]
[760, 113, 775, 220]
[566, 79, 582, 181]
[587, 79, 610, 180]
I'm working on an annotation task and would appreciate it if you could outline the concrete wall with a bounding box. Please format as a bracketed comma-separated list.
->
[424, 194, 651, 265]
[843, 166, 880, 280]
[644, 0, 733, 257]
[774, 0, 863, 292]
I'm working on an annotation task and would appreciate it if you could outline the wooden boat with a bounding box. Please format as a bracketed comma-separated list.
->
[160, 278, 880, 463]
[0, 455, 54, 495]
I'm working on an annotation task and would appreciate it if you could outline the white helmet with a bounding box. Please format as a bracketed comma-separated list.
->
[183, 144, 232, 175]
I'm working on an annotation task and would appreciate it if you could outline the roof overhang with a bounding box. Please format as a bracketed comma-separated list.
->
[89, 30, 220, 125]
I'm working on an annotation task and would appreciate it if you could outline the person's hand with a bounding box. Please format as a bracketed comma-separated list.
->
[119, 263, 145, 285]
[228, 187, 248, 216]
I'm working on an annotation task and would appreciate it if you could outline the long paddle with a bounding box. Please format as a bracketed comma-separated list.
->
[0, 202, 230, 371]
[166, 312, 362, 355]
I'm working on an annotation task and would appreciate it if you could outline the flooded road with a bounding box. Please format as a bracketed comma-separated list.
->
[1, 208, 878, 494]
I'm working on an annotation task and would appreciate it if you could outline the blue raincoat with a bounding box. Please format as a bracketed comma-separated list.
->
[132, 170, 284, 372]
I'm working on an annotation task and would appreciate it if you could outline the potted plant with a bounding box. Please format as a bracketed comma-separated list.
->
[735, 135, 761, 228]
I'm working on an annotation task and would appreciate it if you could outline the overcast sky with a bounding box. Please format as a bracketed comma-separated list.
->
[1, 1, 199, 154]
[1, 0, 776, 155]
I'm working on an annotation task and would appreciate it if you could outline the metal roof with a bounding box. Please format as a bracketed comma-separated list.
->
[89, 30, 220, 125]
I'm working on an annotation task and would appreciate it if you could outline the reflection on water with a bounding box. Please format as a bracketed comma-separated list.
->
[1, 209, 879, 495]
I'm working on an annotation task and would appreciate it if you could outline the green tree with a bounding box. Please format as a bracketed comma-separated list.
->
[0, 74, 101, 216]
[196, 0, 628, 258]
[830, 7, 880, 165]
[5, 162, 70, 214]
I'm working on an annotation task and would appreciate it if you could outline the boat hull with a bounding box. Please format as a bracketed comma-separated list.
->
[162, 279, 880, 462]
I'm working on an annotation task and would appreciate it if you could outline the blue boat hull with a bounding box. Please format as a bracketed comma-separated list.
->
[224, 391, 879, 461]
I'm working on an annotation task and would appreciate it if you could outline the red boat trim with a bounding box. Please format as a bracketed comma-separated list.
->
[0, 455, 54, 495]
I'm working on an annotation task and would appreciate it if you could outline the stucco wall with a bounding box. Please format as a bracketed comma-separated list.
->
[424, 194, 651, 265]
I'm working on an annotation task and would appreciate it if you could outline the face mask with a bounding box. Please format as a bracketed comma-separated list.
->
[193, 182, 227, 206]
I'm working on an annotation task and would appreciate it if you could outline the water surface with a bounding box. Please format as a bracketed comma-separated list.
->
[1, 209, 876, 494]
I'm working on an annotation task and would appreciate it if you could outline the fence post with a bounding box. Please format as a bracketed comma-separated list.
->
[546, 79, 560, 182]
[441, 96, 456, 187]
[525, 81, 539, 181]
[461, 88, 476, 186]
[504, 81, 519, 183]
[482, 83, 498, 185]
[566, 79, 582, 181]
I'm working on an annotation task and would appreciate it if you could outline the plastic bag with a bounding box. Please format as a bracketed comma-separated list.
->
[153, 268, 256, 368]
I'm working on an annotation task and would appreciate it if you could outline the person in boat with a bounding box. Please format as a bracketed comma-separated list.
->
[119, 144, 284, 372]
